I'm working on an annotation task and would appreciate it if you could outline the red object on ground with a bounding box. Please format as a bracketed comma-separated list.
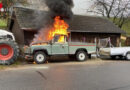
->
[0, 44, 14, 61]
[0, 3, 2, 9]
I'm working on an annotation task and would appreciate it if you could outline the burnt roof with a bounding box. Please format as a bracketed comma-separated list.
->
[11, 7, 125, 34]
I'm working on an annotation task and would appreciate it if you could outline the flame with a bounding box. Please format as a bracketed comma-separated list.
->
[31, 16, 69, 45]
[58, 36, 65, 42]
[47, 16, 69, 41]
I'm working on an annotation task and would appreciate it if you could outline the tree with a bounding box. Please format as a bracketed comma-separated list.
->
[0, 0, 14, 18]
[0, 0, 27, 18]
[88, 0, 130, 28]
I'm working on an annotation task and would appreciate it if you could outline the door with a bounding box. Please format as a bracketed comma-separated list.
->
[51, 35, 69, 55]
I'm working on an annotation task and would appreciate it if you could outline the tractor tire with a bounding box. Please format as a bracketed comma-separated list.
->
[0, 39, 19, 65]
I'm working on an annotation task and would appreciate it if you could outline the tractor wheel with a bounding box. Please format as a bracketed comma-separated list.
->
[0, 39, 19, 65]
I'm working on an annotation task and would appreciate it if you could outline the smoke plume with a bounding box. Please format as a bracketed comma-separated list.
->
[45, 0, 74, 19]
[31, 0, 74, 45]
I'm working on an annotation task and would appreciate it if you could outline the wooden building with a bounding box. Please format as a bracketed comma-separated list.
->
[126, 37, 130, 46]
[8, 7, 125, 47]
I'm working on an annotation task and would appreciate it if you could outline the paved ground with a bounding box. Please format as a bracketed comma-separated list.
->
[0, 59, 130, 90]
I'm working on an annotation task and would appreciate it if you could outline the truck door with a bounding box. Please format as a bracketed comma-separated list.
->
[51, 35, 69, 55]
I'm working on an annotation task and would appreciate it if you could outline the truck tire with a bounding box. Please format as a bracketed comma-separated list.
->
[0, 39, 19, 65]
[34, 51, 47, 64]
[76, 51, 88, 62]
[126, 52, 130, 60]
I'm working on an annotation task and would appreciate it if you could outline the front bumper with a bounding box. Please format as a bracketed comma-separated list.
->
[24, 46, 33, 60]
[25, 54, 33, 60]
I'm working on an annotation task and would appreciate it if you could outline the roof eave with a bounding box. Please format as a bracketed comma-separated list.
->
[69, 30, 125, 34]
[21, 28, 38, 31]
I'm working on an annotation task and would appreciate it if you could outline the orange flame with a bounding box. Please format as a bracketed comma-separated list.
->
[31, 16, 69, 45]
[47, 16, 69, 41]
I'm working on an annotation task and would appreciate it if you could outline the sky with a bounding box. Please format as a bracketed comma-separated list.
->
[72, 0, 94, 15]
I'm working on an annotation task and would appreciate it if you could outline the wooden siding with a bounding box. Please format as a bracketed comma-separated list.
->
[14, 31, 121, 47]
[12, 18, 24, 47]
[126, 37, 130, 46]
[24, 31, 37, 45]
[71, 32, 121, 47]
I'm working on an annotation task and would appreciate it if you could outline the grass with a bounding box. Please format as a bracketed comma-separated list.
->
[0, 61, 23, 70]
[0, 19, 7, 29]
[122, 21, 130, 36]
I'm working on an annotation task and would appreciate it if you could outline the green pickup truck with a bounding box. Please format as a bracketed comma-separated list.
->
[25, 34, 96, 64]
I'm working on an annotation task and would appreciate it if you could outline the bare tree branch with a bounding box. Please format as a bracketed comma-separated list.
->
[88, 0, 130, 28]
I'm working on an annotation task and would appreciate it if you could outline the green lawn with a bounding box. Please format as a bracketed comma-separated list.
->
[0, 19, 7, 29]
[0, 61, 22, 70]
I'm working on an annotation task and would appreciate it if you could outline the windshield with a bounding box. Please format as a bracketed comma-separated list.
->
[53, 35, 65, 43]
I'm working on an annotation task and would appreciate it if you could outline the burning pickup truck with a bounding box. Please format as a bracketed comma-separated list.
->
[24, 34, 96, 64]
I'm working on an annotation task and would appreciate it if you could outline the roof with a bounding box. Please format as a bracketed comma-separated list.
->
[11, 7, 125, 34]
[14, 7, 52, 30]
[68, 15, 125, 34]
[14, 0, 49, 11]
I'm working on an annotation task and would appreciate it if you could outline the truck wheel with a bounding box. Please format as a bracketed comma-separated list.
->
[126, 52, 130, 60]
[76, 51, 88, 62]
[0, 39, 19, 65]
[34, 51, 47, 64]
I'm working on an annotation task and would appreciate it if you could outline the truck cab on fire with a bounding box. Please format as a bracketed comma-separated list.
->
[25, 34, 96, 64]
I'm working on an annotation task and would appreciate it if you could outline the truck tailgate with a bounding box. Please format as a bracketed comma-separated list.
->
[99, 48, 111, 56]
[100, 47, 130, 56]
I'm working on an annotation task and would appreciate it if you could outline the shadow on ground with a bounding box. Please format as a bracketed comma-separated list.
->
[26, 56, 99, 64]
[100, 56, 128, 62]
[18, 55, 129, 65]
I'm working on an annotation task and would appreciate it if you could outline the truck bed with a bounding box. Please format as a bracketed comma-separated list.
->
[69, 42, 96, 54]
[99, 47, 130, 56]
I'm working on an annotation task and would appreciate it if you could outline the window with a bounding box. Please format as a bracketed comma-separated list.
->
[53, 35, 65, 43]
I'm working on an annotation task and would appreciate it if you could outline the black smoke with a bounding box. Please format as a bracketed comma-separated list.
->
[31, 0, 74, 45]
[45, 0, 74, 19]
[33, 0, 74, 29]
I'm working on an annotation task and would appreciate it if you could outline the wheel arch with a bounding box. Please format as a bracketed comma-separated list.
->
[75, 48, 88, 55]
[125, 51, 130, 60]
[124, 51, 130, 56]
[33, 49, 48, 55]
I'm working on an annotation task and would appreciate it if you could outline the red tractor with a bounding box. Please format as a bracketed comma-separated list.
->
[0, 29, 19, 65]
